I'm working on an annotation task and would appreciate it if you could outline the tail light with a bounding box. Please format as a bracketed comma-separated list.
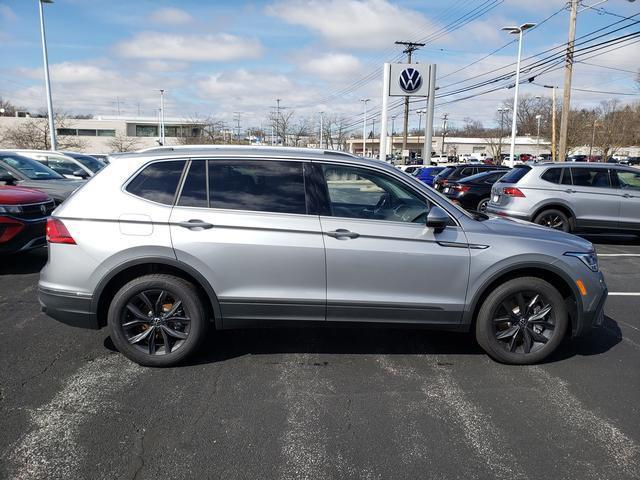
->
[0, 216, 25, 243]
[46, 218, 76, 244]
[502, 187, 525, 197]
[452, 185, 471, 192]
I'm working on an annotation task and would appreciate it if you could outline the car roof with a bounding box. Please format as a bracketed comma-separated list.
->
[528, 162, 616, 169]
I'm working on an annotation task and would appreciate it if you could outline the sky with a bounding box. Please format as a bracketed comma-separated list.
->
[0, 0, 638, 134]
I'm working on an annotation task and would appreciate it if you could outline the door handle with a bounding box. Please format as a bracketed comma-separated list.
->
[326, 229, 360, 239]
[565, 188, 576, 193]
[177, 219, 214, 230]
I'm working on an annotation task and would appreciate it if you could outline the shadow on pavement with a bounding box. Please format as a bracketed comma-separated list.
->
[104, 318, 622, 366]
[0, 248, 47, 275]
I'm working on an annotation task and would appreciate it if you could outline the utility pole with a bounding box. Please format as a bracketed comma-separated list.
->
[558, 0, 578, 162]
[113, 97, 123, 117]
[233, 112, 241, 143]
[416, 109, 426, 133]
[319, 111, 324, 149]
[276, 98, 281, 145]
[589, 118, 598, 159]
[391, 114, 397, 159]
[395, 41, 425, 163]
[360, 99, 370, 157]
[536, 114, 542, 154]
[441, 113, 449, 157]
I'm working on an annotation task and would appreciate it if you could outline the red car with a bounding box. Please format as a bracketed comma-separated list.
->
[0, 185, 55, 254]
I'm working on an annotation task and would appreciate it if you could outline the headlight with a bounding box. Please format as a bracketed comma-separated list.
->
[0, 205, 23, 214]
[564, 251, 598, 272]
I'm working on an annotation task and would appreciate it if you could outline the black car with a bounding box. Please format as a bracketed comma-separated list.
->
[442, 170, 509, 213]
[433, 164, 510, 191]
[0, 152, 85, 204]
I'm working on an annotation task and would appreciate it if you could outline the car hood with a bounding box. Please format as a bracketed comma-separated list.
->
[0, 185, 50, 204]
[481, 215, 594, 252]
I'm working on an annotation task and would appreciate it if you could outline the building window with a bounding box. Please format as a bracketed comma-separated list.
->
[97, 129, 116, 137]
[78, 129, 97, 136]
[135, 125, 158, 137]
[57, 128, 77, 136]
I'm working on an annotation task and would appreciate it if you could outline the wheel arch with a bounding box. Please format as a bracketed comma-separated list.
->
[92, 257, 222, 329]
[464, 263, 581, 337]
[531, 202, 577, 229]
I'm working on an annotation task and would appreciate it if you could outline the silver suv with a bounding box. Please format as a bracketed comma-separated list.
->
[487, 162, 640, 233]
[39, 147, 607, 366]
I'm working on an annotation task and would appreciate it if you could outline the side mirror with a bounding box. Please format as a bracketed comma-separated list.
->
[72, 169, 89, 179]
[0, 172, 15, 185]
[426, 206, 449, 233]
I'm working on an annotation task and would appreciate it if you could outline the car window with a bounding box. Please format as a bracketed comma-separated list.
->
[616, 170, 640, 191]
[178, 160, 207, 207]
[321, 165, 430, 223]
[570, 168, 611, 188]
[541, 167, 562, 184]
[499, 166, 530, 184]
[484, 172, 504, 183]
[71, 154, 105, 173]
[0, 154, 64, 180]
[45, 157, 81, 176]
[437, 167, 455, 178]
[0, 165, 17, 181]
[126, 160, 186, 205]
[208, 160, 307, 214]
[561, 168, 572, 185]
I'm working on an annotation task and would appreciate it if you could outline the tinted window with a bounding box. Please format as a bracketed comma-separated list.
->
[616, 170, 640, 191]
[126, 160, 186, 204]
[0, 154, 63, 180]
[208, 160, 306, 214]
[178, 160, 207, 207]
[437, 167, 456, 179]
[541, 167, 562, 184]
[70, 154, 105, 173]
[322, 165, 430, 223]
[570, 168, 611, 188]
[45, 157, 82, 176]
[561, 168, 572, 185]
[499, 166, 531, 184]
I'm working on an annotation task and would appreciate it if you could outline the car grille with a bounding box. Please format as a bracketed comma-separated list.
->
[17, 200, 56, 220]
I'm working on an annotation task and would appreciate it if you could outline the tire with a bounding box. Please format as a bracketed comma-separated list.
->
[477, 198, 489, 213]
[534, 208, 571, 233]
[107, 274, 208, 367]
[475, 277, 568, 365]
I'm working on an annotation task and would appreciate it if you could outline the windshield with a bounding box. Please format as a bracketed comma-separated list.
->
[68, 154, 105, 173]
[436, 167, 455, 179]
[0, 154, 65, 180]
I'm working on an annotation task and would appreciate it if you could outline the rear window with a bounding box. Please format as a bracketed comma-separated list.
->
[541, 167, 562, 184]
[126, 160, 186, 204]
[437, 167, 455, 178]
[498, 166, 531, 184]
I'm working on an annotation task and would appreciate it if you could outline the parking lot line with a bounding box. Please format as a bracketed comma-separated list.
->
[598, 254, 640, 257]
[608, 292, 640, 296]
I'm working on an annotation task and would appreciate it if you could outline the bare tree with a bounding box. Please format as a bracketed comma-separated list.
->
[322, 115, 350, 150]
[269, 110, 294, 146]
[177, 116, 224, 145]
[460, 117, 484, 137]
[106, 132, 141, 152]
[0, 97, 23, 117]
[291, 118, 310, 147]
[0, 115, 86, 150]
[483, 129, 507, 163]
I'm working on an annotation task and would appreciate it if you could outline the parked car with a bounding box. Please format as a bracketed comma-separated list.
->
[433, 164, 510, 191]
[487, 163, 640, 234]
[442, 170, 508, 213]
[39, 146, 606, 367]
[0, 151, 85, 204]
[414, 166, 446, 186]
[61, 152, 106, 174]
[567, 154, 588, 162]
[12, 149, 93, 179]
[625, 156, 640, 166]
[0, 185, 55, 254]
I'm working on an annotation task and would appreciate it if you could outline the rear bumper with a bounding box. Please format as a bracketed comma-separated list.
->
[38, 286, 99, 329]
[486, 205, 532, 221]
[0, 218, 47, 254]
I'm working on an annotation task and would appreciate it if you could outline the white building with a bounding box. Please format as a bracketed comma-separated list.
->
[0, 115, 205, 153]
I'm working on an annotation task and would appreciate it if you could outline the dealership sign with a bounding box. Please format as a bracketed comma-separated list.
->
[389, 63, 430, 97]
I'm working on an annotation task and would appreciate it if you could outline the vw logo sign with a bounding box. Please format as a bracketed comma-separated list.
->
[398, 67, 423, 93]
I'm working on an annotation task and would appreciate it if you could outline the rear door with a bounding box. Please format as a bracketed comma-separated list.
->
[568, 167, 620, 230]
[169, 158, 326, 324]
[614, 169, 640, 231]
[315, 162, 470, 325]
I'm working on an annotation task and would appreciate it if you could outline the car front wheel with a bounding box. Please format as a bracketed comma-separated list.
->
[107, 274, 208, 367]
[475, 277, 568, 364]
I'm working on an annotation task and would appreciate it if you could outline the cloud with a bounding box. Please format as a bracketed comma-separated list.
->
[0, 5, 17, 22]
[300, 53, 364, 81]
[16, 62, 118, 84]
[115, 32, 263, 62]
[148, 7, 193, 26]
[266, 0, 436, 49]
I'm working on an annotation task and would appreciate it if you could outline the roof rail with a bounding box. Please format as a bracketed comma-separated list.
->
[135, 144, 357, 157]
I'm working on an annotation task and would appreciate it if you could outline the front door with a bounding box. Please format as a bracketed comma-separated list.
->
[315, 163, 470, 325]
[169, 158, 326, 325]
[614, 169, 640, 231]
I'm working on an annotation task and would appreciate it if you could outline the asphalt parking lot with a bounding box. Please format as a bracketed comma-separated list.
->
[1, 237, 639, 480]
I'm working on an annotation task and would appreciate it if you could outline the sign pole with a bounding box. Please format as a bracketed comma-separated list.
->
[423, 64, 436, 165]
[379, 63, 390, 162]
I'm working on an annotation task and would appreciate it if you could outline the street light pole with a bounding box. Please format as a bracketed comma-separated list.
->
[416, 109, 425, 132]
[38, 0, 56, 151]
[319, 111, 324, 149]
[536, 114, 542, 154]
[502, 22, 536, 167]
[361, 99, 370, 157]
[159, 89, 165, 145]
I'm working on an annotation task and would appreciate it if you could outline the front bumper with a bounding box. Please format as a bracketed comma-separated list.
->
[572, 271, 608, 337]
[38, 286, 99, 329]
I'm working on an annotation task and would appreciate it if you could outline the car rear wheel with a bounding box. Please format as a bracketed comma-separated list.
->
[477, 198, 489, 213]
[534, 209, 571, 232]
[107, 274, 208, 367]
[475, 277, 568, 364]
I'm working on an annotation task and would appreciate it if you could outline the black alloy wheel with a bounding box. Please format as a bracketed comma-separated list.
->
[534, 209, 571, 233]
